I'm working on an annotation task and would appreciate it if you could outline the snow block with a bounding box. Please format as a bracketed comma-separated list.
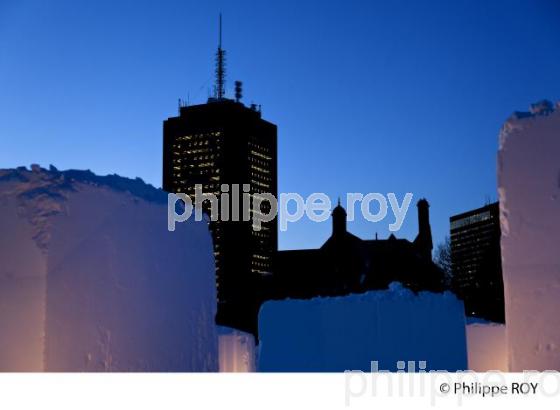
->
[258, 283, 467, 372]
[218, 327, 257, 372]
[0, 166, 218, 371]
[466, 320, 507, 371]
[498, 101, 560, 371]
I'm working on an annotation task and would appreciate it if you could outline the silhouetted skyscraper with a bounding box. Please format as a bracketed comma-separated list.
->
[162, 20, 277, 336]
[450, 202, 505, 323]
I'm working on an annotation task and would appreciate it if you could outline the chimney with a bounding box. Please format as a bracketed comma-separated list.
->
[414, 198, 433, 259]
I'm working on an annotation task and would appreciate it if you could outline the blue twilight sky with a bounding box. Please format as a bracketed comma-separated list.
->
[1, 0, 559, 250]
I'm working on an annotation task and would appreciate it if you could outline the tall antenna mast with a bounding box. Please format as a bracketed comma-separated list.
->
[215, 13, 226, 100]
[219, 12, 222, 49]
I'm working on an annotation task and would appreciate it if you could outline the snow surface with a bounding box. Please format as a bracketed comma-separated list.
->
[218, 327, 257, 372]
[258, 283, 467, 372]
[0, 166, 218, 371]
[466, 320, 507, 371]
[498, 101, 560, 371]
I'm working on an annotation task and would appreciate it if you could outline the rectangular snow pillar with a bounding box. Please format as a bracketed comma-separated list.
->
[0, 167, 219, 372]
[258, 284, 467, 372]
[498, 101, 560, 371]
[218, 327, 257, 372]
[466, 321, 507, 371]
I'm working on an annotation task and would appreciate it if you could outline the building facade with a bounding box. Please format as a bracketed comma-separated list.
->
[162, 25, 277, 335]
[266, 199, 445, 301]
[163, 100, 277, 336]
[450, 202, 505, 323]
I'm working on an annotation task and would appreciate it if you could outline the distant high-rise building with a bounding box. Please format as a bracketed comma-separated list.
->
[450, 202, 504, 323]
[162, 18, 277, 336]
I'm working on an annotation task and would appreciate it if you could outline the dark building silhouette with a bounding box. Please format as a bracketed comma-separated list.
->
[162, 17, 445, 338]
[162, 20, 277, 336]
[265, 199, 444, 301]
[414, 199, 433, 260]
[450, 202, 505, 323]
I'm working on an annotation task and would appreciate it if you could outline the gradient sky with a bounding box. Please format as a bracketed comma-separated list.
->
[1, 0, 559, 250]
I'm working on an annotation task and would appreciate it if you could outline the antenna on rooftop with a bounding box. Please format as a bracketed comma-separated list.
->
[214, 13, 226, 100]
[235, 81, 243, 102]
